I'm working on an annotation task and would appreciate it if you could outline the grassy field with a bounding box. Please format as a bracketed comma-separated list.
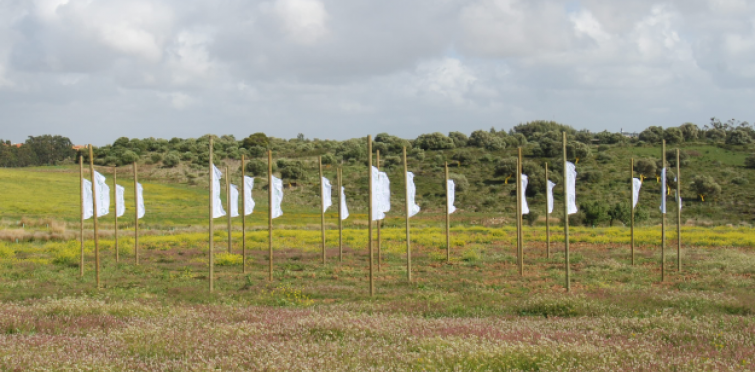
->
[1, 166, 755, 370]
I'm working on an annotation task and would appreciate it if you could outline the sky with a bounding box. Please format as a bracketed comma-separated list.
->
[0, 0, 754, 145]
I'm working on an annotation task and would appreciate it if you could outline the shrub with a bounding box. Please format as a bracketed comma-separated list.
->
[732, 177, 748, 185]
[449, 173, 469, 192]
[639, 126, 663, 144]
[120, 150, 139, 165]
[664, 127, 684, 144]
[448, 131, 468, 147]
[691, 175, 721, 201]
[163, 152, 180, 167]
[383, 155, 401, 168]
[726, 129, 753, 145]
[321, 153, 336, 165]
[468, 130, 505, 151]
[150, 153, 163, 163]
[495, 158, 518, 178]
[524, 210, 539, 226]
[581, 200, 610, 226]
[580, 170, 603, 183]
[415, 132, 455, 150]
[245, 159, 276, 176]
[745, 154, 755, 169]
[634, 159, 657, 178]
[451, 149, 473, 164]
[215, 253, 243, 266]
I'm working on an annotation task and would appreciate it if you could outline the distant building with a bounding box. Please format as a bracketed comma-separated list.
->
[620, 128, 639, 138]
[72, 145, 87, 151]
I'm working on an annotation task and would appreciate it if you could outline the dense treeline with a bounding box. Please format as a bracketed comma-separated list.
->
[0, 135, 75, 167]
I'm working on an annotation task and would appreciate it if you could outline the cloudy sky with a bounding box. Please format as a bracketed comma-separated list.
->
[0, 0, 754, 145]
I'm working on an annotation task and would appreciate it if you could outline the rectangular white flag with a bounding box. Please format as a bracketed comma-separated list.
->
[243, 176, 255, 216]
[82, 179, 93, 220]
[632, 178, 642, 209]
[566, 162, 578, 215]
[321, 177, 332, 212]
[229, 184, 240, 217]
[115, 185, 126, 217]
[379, 171, 390, 214]
[521, 174, 530, 215]
[546, 180, 556, 214]
[212, 165, 226, 218]
[271, 175, 284, 219]
[407, 172, 421, 218]
[660, 168, 667, 214]
[447, 179, 456, 214]
[340, 186, 349, 220]
[136, 183, 145, 219]
[674, 177, 682, 211]
[93, 171, 110, 217]
[371, 166, 385, 221]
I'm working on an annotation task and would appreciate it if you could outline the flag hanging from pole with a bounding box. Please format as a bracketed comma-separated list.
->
[82, 179, 94, 220]
[371, 166, 385, 221]
[566, 162, 578, 215]
[379, 171, 390, 215]
[546, 180, 556, 214]
[521, 174, 530, 215]
[322, 177, 332, 212]
[115, 185, 126, 217]
[271, 175, 284, 219]
[136, 183, 145, 219]
[243, 176, 255, 216]
[211, 165, 226, 218]
[230, 184, 240, 217]
[660, 168, 667, 213]
[340, 186, 349, 220]
[93, 171, 110, 217]
[632, 178, 642, 209]
[407, 172, 421, 218]
[447, 179, 456, 214]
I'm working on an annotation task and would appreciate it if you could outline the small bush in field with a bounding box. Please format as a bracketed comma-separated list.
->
[215, 252, 243, 266]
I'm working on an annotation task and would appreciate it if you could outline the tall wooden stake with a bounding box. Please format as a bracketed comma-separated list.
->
[133, 162, 139, 266]
[376, 150, 381, 272]
[545, 162, 550, 258]
[676, 148, 682, 272]
[404, 147, 411, 282]
[319, 156, 326, 264]
[368, 135, 374, 296]
[631, 158, 635, 265]
[88, 145, 100, 290]
[208, 138, 214, 292]
[517, 148, 523, 275]
[268, 149, 274, 282]
[445, 161, 450, 263]
[242, 155, 247, 274]
[113, 167, 119, 264]
[79, 154, 84, 277]
[661, 140, 666, 282]
[226, 166, 232, 253]
[338, 166, 343, 262]
[562, 132, 570, 292]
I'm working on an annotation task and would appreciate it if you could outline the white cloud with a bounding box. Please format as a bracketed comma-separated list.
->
[265, 0, 329, 45]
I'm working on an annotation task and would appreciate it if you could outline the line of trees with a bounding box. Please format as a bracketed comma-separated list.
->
[0, 135, 76, 167]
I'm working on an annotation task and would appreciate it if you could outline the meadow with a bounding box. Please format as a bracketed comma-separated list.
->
[1, 166, 755, 370]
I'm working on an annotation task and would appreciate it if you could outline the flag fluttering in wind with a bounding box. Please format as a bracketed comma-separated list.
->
[632, 178, 642, 209]
[82, 179, 93, 220]
[93, 171, 110, 217]
[447, 179, 456, 214]
[271, 176, 284, 219]
[136, 183, 145, 219]
[371, 166, 385, 221]
[379, 171, 390, 214]
[660, 168, 667, 213]
[407, 172, 421, 218]
[211, 165, 226, 218]
[566, 162, 578, 215]
[546, 180, 556, 214]
[115, 185, 125, 217]
[340, 186, 349, 220]
[229, 184, 240, 217]
[243, 176, 254, 216]
[322, 177, 332, 212]
[521, 174, 530, 215]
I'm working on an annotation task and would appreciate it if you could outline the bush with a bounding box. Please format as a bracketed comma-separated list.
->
[596, 153, 614, 163]
[383, 155, 401, 168]
[691, 175, 721, 201]
[321, 153, 336, 165]
[245, 159, 275, 176]
[726, 129, 753, 145]
[120, 150, 139, 164]
[639, 126, 663, 144]
[415, 132, 455, 150]
[732, 177, 748, 185]
[468, 130, 505, 151]
[163, 152, 180, 167]
[150, 153, 162, 163]
[449, 173, 469, 192]
[608, 203, 630, 226]
[580, 170, 603, 183]
[581, 200, 610, 226]
[279, 160, 305, 180]
[449, 131, 468, 147]
[411, 148, 425, 161]
[495, 158, 518, 178]
[524, 210, 539, 226]
[451, 149, 473, 164]
[745, 154, 755, 169]
[634, 159, 657, 178]
[664, 127, 684, 144]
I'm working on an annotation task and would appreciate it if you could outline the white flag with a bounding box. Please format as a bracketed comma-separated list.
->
[340, 186, 349, 220]
[82, 179, 94, 220]
[211, 165, 226, 218]
[632, 178, 642, 209]
[229, 184, 240, 217]
[115, 185, 126, 217]
[407, 172, 421, 218]
[447, 179, 456, 214]
[271, 176, 284, 219]
[660, 168, 667, 214]
[371, 166, 385, 221]
[566, 162, 578, 215]
[675, 177, 682, 211]
[521, 174, 530, 215]
[93, 171, 110, 217]
[321, 177, 332, 212]
[136, 183, 145, 219]
[546, 180, 556, 214]
[243, 176, 255, 216]
[379, 171, 390, 214]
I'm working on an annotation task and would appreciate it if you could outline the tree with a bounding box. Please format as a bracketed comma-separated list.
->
[608, 202, 631, 226]
[120, 150, 139, 164]
[448, 131, 468, 147]
[663, 127, 684, 144]
[666, 150, 689, 167]
[494, 158, 517, 179]
[634, 159, 657, 178]
[679, 123, 699, 141]
[706, 129, 726, 142]
[25, 135, 75, 165]
[163, 152, 180, 167]
[449, 173, 469, 192]
[451, 149, 473, 164]
[415, 132, 455, 150]
[336, 139, 366, 161]
[581, 200, 610, 226]
[321, 153, 336, 165]
[468, 130, 505, 150]
[278, 159, 304, 180]
[690, 175, 721, 202]
[726, 129, 752, 145]
[745, 154, 755, 169]
[566, 141, 591, 161]
[512, 120, 576, 141]
[639, 126, 663, 144]
[242, 133, 269, 150]
[244, 159, 276, 176]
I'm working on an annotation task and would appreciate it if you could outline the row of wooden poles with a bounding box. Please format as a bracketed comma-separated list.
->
[78, 134, 683, 294]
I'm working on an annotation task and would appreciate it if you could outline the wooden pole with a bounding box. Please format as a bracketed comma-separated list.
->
[208, 139, 214, 292]
[517, 148, 523, 276]
[268, 149, 273, 282]
[319, 156, 326, 264]
[445, 162, 451, 263]
[242, 155, 247, 274]
[88, 145, 100, 290]
[562, 132, 570, 292]
[676, 148, 681, 272]
[226, 166, 232, 253]
[376, 150, 381, 272]
[661, 140, 666, 282]
[338, 166, 343, 262]
[79, 154, 84, 277]
[368, 135, 374, 296]
[114, 166, 119, 263]
[545, 162, 550, 258]
[404, 147, 411, 282]
[631, 158, 635, 265]
[133, 162, 139, 266]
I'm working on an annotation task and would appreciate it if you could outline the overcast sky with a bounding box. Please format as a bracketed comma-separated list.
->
[0, 0, 753, 145]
